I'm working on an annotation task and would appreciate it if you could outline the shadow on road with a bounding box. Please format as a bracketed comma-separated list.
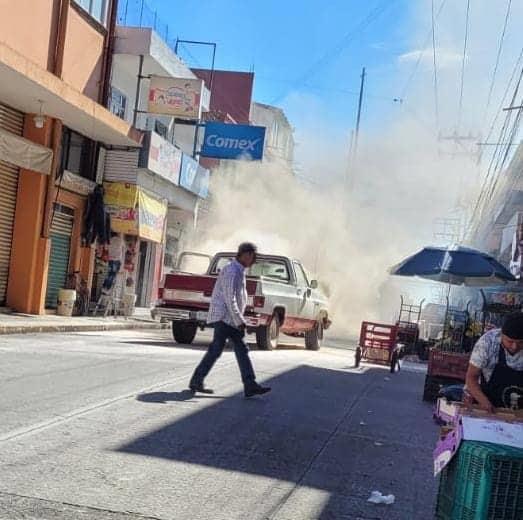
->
[121, 338, 321, 352]
[137, 390, 223, 403]
[122, 340, 211, 351]
[117, 365, 436, 519]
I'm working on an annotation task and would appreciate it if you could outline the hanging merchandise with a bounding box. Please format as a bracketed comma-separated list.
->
[124, 236, 138, 273]
[83, 185, 111, 245]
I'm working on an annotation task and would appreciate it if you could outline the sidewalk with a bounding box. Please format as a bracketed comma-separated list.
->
[0, 307, 167, 335]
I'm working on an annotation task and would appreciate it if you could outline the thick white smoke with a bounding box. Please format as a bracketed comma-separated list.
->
[184, 1, 522, 336]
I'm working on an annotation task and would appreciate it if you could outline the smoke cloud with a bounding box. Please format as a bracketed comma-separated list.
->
[184, 1, 523, 337]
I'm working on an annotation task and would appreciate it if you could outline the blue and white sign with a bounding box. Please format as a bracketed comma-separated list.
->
[201, 122, 266, 160]
[179, 153, 209, 198]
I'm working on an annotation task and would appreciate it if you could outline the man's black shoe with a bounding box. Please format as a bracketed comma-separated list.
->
[189, 383, 214, 394]
[244, 384, 271, 398]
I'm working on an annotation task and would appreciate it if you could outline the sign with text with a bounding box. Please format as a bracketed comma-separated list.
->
[179, 153, 209, 198]
[146, 131, 182, 185]
[148, 76, 203, 118]
[200, 122, 265, 160]
[104, 182, 167, 242]
[104, 182, 139, 236]
[138, 189, 167, 243]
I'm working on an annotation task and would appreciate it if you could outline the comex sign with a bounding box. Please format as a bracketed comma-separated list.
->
[200, 122, 266, 160]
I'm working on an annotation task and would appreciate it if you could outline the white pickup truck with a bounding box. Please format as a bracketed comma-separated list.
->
[152, 251, 331, 350]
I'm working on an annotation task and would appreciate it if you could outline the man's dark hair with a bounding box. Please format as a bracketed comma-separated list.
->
[237, 242, 257, 258]
[501, 312, 523, 340]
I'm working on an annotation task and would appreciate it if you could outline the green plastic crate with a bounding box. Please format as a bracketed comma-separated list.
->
[436, 440, 523, 520]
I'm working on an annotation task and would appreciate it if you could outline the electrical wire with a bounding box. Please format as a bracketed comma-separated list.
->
[480, 46, 523, 162]
[483, 0, 513, 128]
[457, 0, 471, 131]
[270, 0, 396, 104]
[431, 0, 440, 130]
[467, 60, 523, 239]
[400, 0, 448, 101]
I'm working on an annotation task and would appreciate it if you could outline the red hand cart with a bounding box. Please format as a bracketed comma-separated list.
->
[355, 321, 402, 373]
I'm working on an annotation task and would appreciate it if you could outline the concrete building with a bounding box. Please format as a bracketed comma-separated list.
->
[105, 26, 212, 304]
[469, 143, 523, 279]
[0, 0, 141, 314]
[193, 69, 254, 125]
[250, 102, 295, 174]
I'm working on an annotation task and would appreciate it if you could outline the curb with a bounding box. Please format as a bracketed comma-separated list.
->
[0, 321, 169, 336]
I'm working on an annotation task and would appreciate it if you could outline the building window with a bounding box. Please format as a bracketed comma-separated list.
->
[109, 87, 127, 120]
[74, 0, 108, 26]
[60, 128, 97, 181]
[154, 120, 169, 139]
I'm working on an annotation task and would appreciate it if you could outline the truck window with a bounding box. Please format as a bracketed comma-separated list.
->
[211, 256, 290, 282]
[249, 260, 289, 282]
[293, 262, 309, 287]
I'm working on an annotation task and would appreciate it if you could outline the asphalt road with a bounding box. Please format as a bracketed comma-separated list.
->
[0, 329, 439, 520]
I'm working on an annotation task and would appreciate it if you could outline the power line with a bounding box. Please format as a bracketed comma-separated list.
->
[270, 0, 396, 104]
[483, 0, 513, 127]
[457, 0, 471, 131]
[400, 0, 448, 102]
[430, 0, 440, 130]
[481, 46, 523, 157]
[467, 60, 523, 239]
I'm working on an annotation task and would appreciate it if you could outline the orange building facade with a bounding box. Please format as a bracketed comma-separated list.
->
[0, 0, 141, 313]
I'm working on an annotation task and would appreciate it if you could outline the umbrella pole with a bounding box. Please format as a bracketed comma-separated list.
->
[444, 283, 451, 341]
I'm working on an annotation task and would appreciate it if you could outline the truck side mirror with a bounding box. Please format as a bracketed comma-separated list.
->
[310, 280, 318, 289]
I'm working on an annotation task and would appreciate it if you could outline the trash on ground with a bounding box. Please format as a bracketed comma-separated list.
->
[374, 441, 384, 446]
[359, 421, 366, 426]
[367, 491, 395, 505]
[384, 377, 391, 381]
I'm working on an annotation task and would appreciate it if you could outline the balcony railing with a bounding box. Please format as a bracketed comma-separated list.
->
[117, 0, 177, 53]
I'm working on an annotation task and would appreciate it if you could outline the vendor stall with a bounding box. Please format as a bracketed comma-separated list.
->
[433, 405, 523, 519]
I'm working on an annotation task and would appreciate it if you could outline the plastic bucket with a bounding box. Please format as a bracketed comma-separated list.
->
[122, 293, 137, 317]
[57, 289, 76, 316]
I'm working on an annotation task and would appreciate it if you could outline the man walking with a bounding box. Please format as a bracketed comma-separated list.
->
[189, 242, 271, 398]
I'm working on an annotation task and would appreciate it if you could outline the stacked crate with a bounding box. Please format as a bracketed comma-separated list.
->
[436, 440, 523, 519]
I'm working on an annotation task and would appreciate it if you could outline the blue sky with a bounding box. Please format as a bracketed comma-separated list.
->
[120, 0, 416, 135]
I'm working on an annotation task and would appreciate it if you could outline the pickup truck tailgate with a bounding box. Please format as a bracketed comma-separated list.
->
[160, 273, 258, 310]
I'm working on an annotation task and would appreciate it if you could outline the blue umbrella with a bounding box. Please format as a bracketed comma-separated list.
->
[389, 245, 516, 286]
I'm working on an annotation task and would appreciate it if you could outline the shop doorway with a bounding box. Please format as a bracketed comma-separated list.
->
[136, 240, 156, 308]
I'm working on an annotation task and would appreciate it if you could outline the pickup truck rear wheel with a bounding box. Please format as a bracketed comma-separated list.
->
[172, 322, 198, 345]
[256, 315, 280, 350]
[305, 320, 323, 351]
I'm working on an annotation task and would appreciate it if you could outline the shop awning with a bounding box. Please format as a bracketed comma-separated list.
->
[0, 127, 53, 175]
[104, 182, 167, 243]
[0, 42, 141, 147]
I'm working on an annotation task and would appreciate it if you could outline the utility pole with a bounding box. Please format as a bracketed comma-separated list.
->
[345, 67, 366, 193]
[353, 67, 366, 162]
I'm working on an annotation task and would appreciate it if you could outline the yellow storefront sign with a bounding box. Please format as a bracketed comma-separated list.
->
[138, 189, 167, 243]
[104, 182, 167, 243]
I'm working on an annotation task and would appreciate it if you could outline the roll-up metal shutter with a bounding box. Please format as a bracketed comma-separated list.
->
[104, 149, 139, 183]
[45, 205, 74, 308]
[0, 102, 24, 305]
[0, 103, 24, 135]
